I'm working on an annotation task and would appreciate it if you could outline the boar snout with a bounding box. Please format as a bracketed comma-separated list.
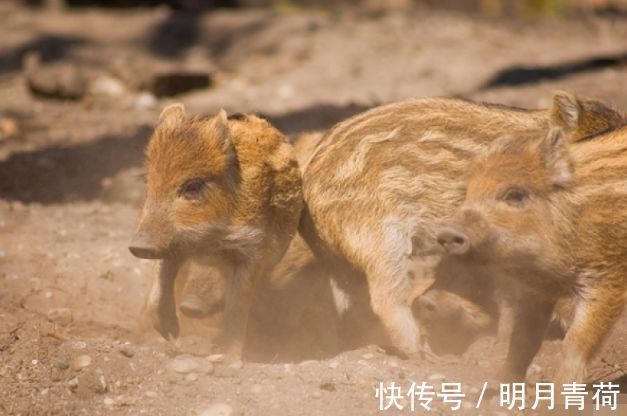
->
[129, 232, 166, 259]
[437, 226, 470, 255]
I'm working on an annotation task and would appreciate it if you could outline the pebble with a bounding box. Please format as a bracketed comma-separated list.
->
[185, 373, 199, 382]
[91, 76, 126, 97]
[68, 377, 79, 390]
[207, 354, 225, 363]
[72, 355, 92, 371]
[0, 117, 18, 139]
[251, 384, 263, 394]
[199, 403, 233, 416]
[528, 364, 542, 375]
[103, 397, 114, 406]
[119, 345, 135, 358]
[145, 391, 159, 399]
[328, 361, 339, 369]
[72, 341, 87, 350]
[136, 92, 157, 110]
[168, 355, 213, 375]
[228, 360, 243, 370]
[361, 353, 374, 360]
[427, 373, 446, 383]
[47, 307, 73, 325]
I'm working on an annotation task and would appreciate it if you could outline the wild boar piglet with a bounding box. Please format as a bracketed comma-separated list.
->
[302, 91, 624, 357]
[438, 123, 627, 384]
[129, 104, 303, 362]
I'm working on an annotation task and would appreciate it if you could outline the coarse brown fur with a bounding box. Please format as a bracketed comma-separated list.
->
[138, 130, 329, 334]
[438, 123, 627, 384]
[129, 105, 303, 361]
[300, 92, 624, 356]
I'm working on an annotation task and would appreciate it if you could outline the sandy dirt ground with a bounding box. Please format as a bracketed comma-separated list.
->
[0, 1, 626, 415]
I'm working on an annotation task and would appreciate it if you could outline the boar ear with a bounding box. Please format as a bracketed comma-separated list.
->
[539, 128, 573, 187]
[159, 103, 186, 128]
[486, 134, 523, 156]
[208, 109, 232, 150]
[550, 91, 581, 132]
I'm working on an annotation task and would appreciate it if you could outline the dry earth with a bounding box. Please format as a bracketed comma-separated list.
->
[0, 2, 625, 415]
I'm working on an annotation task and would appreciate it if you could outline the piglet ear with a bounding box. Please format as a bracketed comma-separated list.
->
[486, 134, 522, 156]
[539, 127, 573, 187]
[159, 103, 186, 128]
[550, 91, 581, 133]
[208, 109, 232, 151]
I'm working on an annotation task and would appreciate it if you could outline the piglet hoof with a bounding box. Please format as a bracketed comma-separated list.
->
[155, 312, 179, 341]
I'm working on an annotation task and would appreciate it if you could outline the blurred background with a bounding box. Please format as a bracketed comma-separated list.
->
[0, 1, 625, 414]
[1, 0, 625, 198]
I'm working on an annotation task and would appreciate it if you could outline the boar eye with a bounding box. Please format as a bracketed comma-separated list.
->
[179, 177, 207, 200]
[501, 187, 528, 206]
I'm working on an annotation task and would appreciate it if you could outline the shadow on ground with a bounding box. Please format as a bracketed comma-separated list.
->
[0, 126, 150, 203]
[479, 50, 627, 90]
[0, 102, 371, 204]
[265, 102, 372, 136]
[0, 34, 88, 74]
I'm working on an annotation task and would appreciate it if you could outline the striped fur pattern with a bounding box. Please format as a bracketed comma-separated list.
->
[131, 105, 303, 362]
[301, 93, 624, 356]
[440, 123, 627, 385]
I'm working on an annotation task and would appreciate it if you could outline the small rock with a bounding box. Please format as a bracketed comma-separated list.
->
[103, 397, 114, 406]
[528, 364, 542, 376]
[199, 402, 233, 416]
[168, 355, 213, 375]
[68, 377, 79, 390]
[185, 373, 199, 382]
[145, 391, 159, 399]
[251, 384, 263, 394]
[97, 372, 108, 393]
[312, 390, 322, 399]
[24, 52, 87, 100]
[136, 92, 157, 110]
[71, 341, 87, 350]
[91, 76, 126, 97]
[228, 360, 243, 370]
[387, 359, 399, 368]
[72, 355, 92, 371]
[47, 307, 73, 325]
[0, 117, 18, 140]
[361, 353, 374, 360]
[320, 382, 336, 392]
[207, 354, 224, 363]
[328, 361, 339, 369]
[119, 345, 135, 358]
[428, 373, 446, 383]
[56, 360, 69, 370]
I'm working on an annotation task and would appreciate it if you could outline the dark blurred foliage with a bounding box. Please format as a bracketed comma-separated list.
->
[19, 0, 627, 16]
[23, 0, 239, 9]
